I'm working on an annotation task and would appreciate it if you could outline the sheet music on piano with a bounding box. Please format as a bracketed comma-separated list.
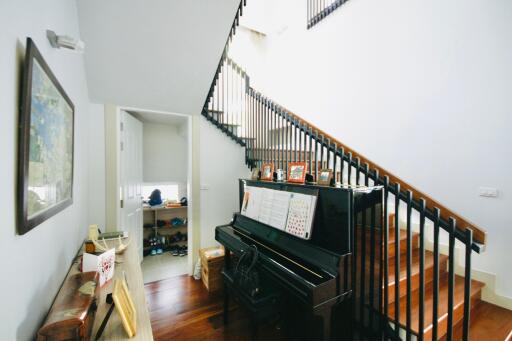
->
[285, 192, 317, 239]
[240, 185, 317, 239]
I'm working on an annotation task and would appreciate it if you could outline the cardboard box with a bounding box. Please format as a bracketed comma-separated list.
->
[199, 246, 225, 292]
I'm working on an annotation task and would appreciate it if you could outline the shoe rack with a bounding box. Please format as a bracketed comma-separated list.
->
[142, 206, 188, 256]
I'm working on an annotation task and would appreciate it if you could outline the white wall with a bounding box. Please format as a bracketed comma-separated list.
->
[143, 122, 188, 186]
[88, 103, 106, 228]
[199, 116, 251, 248]
[232, 0, 512, 297]
[0, 0, 92, 339]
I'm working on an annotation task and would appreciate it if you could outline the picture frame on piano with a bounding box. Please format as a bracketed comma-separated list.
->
[318, 169, 333, 186]
[251, 168, 260, 180]
[260, 163, 274, 181]
[287, 162, 307, 184]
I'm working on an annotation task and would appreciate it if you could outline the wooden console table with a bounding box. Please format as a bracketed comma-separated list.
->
[66, 238, 153, 340]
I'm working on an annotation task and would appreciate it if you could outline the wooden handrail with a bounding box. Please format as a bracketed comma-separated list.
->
[266, 98, 486, 245]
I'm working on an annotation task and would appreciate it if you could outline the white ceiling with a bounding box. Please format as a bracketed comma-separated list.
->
[77, 0, 240, 115]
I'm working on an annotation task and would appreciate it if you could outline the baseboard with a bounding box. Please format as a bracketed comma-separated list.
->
[471, 268, 512, 310]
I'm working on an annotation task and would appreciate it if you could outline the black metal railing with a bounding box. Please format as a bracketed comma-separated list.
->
[202, 55, 482, 339]
[202, 0, 247, 125]
[307, 0, 349, 29]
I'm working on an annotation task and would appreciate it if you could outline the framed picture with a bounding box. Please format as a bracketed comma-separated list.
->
[17, 38, 75, 235]
[260, 163, 274, 181]
[318, 169, 333, 186]
[287, 162, 307, 184]
[113, 278, 137, 338]
[251, 168, 260, 180]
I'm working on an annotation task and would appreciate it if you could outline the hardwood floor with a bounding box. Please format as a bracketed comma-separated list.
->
[145, 274, 512, 340]
[144, 274, 282, 340]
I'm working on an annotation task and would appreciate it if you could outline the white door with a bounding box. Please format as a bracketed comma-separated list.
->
[120, 111, 143, 259]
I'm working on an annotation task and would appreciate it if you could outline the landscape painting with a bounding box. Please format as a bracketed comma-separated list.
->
[18, 38, 74, 234]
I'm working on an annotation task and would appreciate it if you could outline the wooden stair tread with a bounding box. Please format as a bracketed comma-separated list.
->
[388, 274, 485, 338]
[387, 227, 419, 258]
[357, 227, 418, 245]
[387, 250, 447, 286]
[388, 227, 415, 243]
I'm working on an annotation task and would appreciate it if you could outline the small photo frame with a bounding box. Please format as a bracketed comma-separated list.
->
[251, 168, 260, 180]
[287, 162, 307, 184]
[318, 169, 333, 186]
[261, 163, 274, 181]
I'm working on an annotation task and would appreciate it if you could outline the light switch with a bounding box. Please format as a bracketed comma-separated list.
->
[479, 187, 498, 198]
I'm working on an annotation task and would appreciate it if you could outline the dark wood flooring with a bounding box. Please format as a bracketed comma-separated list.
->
[145, 274, 512, 341]
[145, 274, 282, 340]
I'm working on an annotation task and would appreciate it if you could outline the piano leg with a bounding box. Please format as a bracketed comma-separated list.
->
[223, 284, 229, 325]
[319, 310, 332, 341]
[251, 319, 258, 341]
[223, 249, 231, 325]
[311, 306, 334, 341]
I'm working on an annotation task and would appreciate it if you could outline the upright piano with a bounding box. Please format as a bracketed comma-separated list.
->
[215, 179, 383, 340]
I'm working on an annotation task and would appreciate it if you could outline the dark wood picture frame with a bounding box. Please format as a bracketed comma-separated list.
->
[287, 162, 307, 184]
[260, 163, 274, 181]
[17, 38, 75, 235]
[318, 169, 333, 186]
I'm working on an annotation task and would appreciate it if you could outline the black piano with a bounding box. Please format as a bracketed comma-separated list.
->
[215, 179, 383, 340]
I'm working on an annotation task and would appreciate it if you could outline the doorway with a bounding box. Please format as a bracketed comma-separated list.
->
[119, 109, 192, 284]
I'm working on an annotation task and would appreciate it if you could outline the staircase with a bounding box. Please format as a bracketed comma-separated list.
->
[199, 1, 511, 339]
[385, 214, 485, 340]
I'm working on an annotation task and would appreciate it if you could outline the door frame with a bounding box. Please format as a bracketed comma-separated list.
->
[105, 105, 197, 275]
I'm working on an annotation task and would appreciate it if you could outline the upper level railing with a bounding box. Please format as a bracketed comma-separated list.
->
[308, 0, 348, 29]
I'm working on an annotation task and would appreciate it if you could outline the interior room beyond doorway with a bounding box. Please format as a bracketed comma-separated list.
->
[130, 110, 191, 284]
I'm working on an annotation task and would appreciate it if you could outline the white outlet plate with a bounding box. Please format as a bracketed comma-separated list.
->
[479, 187, 498, 198]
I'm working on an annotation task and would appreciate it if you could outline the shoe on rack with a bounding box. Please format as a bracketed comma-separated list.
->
[169, 234, 177, 243]
[171, 246, 179, 256]
[150, 249, 157, 256]
[170, 217, 185, 226]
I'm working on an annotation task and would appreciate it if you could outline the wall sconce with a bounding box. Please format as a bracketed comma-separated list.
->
[47, 30, 85, 53]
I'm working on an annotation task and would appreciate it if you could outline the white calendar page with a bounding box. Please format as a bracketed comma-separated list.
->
[241, 186, 292, 230]
[284, 193, 317, 240]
